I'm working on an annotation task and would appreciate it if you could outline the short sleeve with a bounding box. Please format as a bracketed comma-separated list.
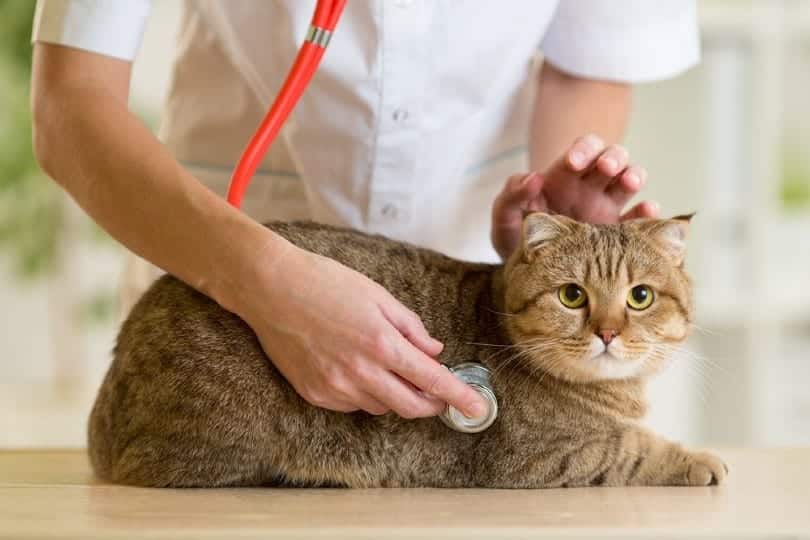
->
[31, 0, 152, 61]
[541, 0, 700, 83]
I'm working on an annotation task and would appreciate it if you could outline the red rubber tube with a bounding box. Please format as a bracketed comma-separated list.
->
[227, 0, 346, 209]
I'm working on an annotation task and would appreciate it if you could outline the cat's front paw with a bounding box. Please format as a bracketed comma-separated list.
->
[685, 451, 728, 486]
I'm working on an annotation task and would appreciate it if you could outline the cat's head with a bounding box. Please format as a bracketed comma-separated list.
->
[501, 213, 693, 383]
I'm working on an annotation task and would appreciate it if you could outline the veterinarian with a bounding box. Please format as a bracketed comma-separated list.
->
[30, 1, 699, 420]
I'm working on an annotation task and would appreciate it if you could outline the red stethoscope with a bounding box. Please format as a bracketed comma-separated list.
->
[224, 1, 499, 433]
[226, 0, 346, 209]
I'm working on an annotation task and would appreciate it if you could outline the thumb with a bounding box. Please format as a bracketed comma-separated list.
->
[620, 201, 660, 221]
[492, 172, 544, 228]
[498, 172, 544, 207]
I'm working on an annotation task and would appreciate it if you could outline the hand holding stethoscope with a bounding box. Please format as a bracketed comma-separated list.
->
[225, 0, 498, 433]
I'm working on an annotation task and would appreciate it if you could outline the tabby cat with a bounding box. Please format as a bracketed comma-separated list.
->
[88, 213, 727, 488]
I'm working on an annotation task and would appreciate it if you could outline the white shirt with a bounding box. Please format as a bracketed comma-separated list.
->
[33, 0, 700, 263]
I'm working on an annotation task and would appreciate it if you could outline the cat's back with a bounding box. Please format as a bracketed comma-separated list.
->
[109, 222, 437, 375]
[266, 221, 461, 280]
[119, 221, 490, 350]
[266, 221, 497, 335]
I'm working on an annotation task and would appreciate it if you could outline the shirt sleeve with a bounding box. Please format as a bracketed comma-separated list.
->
[31, 0, 152, 61]
[541, 0, 700, 83]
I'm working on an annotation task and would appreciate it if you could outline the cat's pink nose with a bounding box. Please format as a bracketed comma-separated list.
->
[598, 329, 618, 345]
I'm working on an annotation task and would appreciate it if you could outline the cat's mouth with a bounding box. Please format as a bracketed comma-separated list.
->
[587, 351, 643, 380]
[585, 338, 646, 380]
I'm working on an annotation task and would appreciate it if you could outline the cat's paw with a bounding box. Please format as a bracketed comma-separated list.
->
[685, 451, 728, 486]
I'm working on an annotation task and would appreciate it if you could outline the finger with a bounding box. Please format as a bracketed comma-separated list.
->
[294, 374, 361, 413]
[306, 394, 359, 413]
[380, 303, 444, 357]
[620, 200, 660, 221]
[564, 134, 605, 172]
[607, 164, 647, 206]
[499, 173, 533, 204]
[491, 173, 545, 259]
[351, 361, 438, 417]
[332, 403, 361, 413]
[356, 391, 390, 416]
[586, 144, 629, 189]
[371, 370, 446, 419]
[492, 172, 543, 227]
[389, 341, 487, 419]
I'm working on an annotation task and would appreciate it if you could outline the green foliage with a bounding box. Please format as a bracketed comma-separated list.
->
[78, 288, 117, 325]
[0, 0, 63, 279]
[0, 0, 36, 71]
[0, 0, 116, 323]
[780, 143, 810, 212]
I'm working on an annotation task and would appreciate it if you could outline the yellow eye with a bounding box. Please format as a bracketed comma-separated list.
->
[627, 285, 654, 310]
[558, 284, 588, 309]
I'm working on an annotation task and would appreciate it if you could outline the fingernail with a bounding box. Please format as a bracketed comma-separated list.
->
[649, 201, 660, 214]
[583, 134, 603, 149]
[626, 172, 640, 188]
[432, 338, 444, 351]
[602, 157, 618, 173]
[521, 172, 537, 186]
[569, 151, 586, 169]
[465, 398, 487, 419]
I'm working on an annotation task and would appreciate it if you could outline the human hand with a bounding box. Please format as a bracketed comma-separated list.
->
[237, 242, 487, 419]
[491, 134, 660, 260]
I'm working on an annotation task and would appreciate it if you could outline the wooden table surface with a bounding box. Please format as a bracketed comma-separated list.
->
[0, 448, 808, 539]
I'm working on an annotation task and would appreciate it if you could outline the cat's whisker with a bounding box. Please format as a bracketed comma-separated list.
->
[688, 353, 724, 373]
[654, 343, 727, 376]
[496, 342, 566, 383]
[675, 360, 712, 407]
[483, 306, 519, 318]
[465, 341, 518, 350]
[689, 322, 725, 338]
[646, 346, 716, 407]
[491, 347, 538, 377]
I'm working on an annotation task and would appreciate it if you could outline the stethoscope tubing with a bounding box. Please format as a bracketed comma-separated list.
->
[224, 1, 499, 434]
[227, 0, 346, 208]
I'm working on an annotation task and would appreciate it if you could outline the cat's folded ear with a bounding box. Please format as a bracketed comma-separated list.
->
[522, 212, 576, 260]
[635, 213, 694, 265]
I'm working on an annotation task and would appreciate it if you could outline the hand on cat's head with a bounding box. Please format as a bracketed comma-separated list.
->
[501, 212, 694, 383]
[490, 135, 660, 261]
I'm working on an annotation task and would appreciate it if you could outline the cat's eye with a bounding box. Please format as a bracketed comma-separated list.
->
[558, 284, 588, 309]
[627, 285, 654, 310]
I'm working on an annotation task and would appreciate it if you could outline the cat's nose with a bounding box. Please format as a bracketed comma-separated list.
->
[597, 329, 618, 345]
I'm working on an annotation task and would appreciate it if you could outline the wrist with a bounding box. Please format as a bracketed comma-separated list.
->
[204, 219, 296, 320]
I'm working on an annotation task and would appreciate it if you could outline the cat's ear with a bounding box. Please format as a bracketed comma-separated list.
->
[639, 214, 694, 265]
[522, 213, 574, 259]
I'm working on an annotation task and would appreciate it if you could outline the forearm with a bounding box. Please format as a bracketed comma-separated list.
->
[530, 61, 632, 172]
[32, 51, 287, 314]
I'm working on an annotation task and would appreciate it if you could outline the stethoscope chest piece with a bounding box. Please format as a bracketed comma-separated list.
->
[440, 362, 498, 433]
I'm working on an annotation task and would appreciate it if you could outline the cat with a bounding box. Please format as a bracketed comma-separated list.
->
[88, 212, 727, 488]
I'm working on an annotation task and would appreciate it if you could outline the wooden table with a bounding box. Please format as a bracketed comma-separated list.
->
[1, 449, 807, 539]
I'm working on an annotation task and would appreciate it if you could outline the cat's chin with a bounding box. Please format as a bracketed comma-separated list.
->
[587, 351, 645, 381]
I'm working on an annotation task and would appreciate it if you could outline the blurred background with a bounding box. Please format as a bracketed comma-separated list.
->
[1, 0, 808, 448]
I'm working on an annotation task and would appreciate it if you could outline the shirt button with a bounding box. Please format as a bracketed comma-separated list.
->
[380, 203, 399, 219]
[392, 108, 409, 122]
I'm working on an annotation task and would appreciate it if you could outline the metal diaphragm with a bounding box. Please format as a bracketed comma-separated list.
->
[440, 362, 498, 433]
